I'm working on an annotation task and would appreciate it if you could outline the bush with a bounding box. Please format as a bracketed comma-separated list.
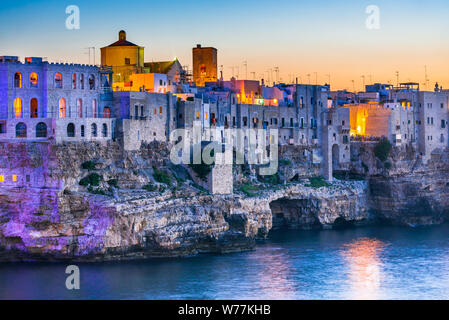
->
[259, 173, 282, 185]
[384, 161, 392, 170]
[189, 163, 213, 181]
[374, 138, 392, 162]
[306, 177, 330, 188]
[153, 167, 173, 185]
[81, 161, 96, 171]
[79, 173, 102, 187]
[142, 183, 158, 192]
[239, 183, 261, 197]
[107, 179, 118, 188]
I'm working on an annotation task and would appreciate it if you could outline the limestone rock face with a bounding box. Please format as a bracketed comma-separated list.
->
[1, 140, 449, 261]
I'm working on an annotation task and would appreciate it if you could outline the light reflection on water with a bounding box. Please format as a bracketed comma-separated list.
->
[1, 225, 449, 300]
[340, 238, 386, 300]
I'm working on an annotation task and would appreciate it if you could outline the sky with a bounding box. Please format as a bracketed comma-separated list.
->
[0, 0, 448, 91]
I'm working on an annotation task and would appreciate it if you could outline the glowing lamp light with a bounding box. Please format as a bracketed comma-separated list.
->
[357, 126, 361, 133]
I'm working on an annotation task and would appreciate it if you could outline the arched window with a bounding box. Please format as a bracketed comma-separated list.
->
[77, 99, 83, 118]
[67, 123, 75, 137]
[54, 73, 63, 88]
[15, 122, 27, 138]
[80, 125, 85, 137]
[72, 73, 76, 89]
[103, 107, 111, 119]
[102, 123, 108, 137]
[92, 99, 97, 118]
[30, 98, 38, 118]
[36, 122, 47, 138]
[89, 74, 95, 90]
[14, 72, 22, 88]
[30, 73, 38, 88]
[59, 98, 66, 118]
[14, 98, 22, 118]
[80, 74, 84, 90]
[91, 123, 97, 137]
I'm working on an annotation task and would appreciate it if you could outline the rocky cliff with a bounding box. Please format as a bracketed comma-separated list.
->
[0, 140, 448, 261]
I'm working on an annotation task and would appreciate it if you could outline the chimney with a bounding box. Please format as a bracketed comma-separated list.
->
[197, 44, 201, 48]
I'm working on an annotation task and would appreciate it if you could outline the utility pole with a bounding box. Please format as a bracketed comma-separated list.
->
[396, 71, 399, 87]
[307, 74, 311, 84]
[314, 72, 318, 85]
[351, 80, 355, 92]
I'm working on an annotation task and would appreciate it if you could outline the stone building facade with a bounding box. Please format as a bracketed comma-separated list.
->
[0, 56, 114, 143]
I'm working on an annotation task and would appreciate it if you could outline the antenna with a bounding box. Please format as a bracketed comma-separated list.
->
[314, 72, 317, 85]
[351, 80, 355, 92]
[361, 75, 365, 90]
[243, 61, 248, 80]
[307, 74, 311, 84]
[424, 66, 429, 90]
[396, 71, 399, 87]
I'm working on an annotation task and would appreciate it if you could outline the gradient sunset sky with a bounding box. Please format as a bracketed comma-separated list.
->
[1, 0, 448, 90]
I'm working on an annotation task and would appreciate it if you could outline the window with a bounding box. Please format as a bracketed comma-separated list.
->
[0, 175, 4, 182]
[30, 73, 38, 88]
[160, 106, 163, 114]
[441, 134, 445, 143]
[0, 122, 6, 134]
[290, 118, 294, 127]
[67, 123, 75, 137]
[14, 72, 22, 88]
[77, 99, 83, 118]
[442, 120, 446, 129]
[205, 112, 208, 120]
[89, 74, 95, 90]
[59, 98, 66, 118]
[243, 117, 248, 126]
[141, 106, 144, 117]
[343, 135, 349, 144]
[125, 58, 130, 65]
[196, 112, 199, 119]
[154, 108, 157, 115]
[72, 73, 76, 89]
[160, 79, 163, 86]
[233, 117, 236, 126]
[80, 125, 85, 137]
[80, 74, 84, 89]
[92, 99, 97, 118]
[441, 103, 444, 109]
[14, 98, 22, 118]
[30, 98, 38, 118]
[54, 73, 62, 88]
[281, 118, 285, 127]
[12, 175, 17, 182]
[36, 122, 47, 138]
[91, 123, 97, 137]
[103, 107, 111, 119]
[102, 123, 108, 137]
[15, 122, 27, 138]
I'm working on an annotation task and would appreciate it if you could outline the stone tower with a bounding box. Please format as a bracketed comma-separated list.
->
[192, 44, 217, 87]
[100, 30, 145, 83]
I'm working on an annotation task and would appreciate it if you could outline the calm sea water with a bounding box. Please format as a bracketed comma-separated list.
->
[1, 225, 449, 300]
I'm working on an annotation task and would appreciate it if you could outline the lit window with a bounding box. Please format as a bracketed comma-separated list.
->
[30, 73, 38, 88]
[12, 175, 17, 182]
[14, 73, 22, 88]
[196, 112, 199, 119]
[54, 73, 63, 88]
[14, 98, 22, 118]
[0, 175, 4, 182]
[159, 106, 162, 114]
